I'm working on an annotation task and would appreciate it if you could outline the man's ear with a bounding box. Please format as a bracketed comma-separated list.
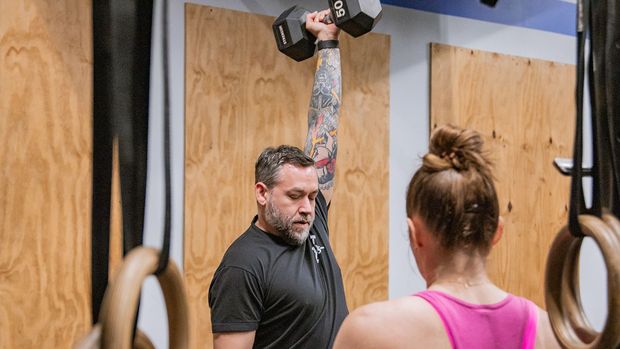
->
[491, 216, 504, 246]
[255, 182, 269, 206]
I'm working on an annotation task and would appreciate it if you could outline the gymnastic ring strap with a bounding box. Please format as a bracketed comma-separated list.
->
[545, 214, 620, 349]
[99, 247, 189, 349]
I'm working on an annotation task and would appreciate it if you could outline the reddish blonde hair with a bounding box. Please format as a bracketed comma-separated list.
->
[406, 125, 499, 253]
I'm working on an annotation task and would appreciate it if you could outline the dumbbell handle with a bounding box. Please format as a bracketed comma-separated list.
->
[316, 10, 335, 25]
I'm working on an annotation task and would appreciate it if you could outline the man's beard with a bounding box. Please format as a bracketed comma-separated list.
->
[264, 198, 313, 246]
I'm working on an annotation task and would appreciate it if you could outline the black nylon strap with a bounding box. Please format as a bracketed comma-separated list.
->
[604, 0, 620, 217]
[589, 0, 620, 218]
[91, 0, 114, 324]
[569, 0, 620, 237]
[156, 0, 172, 275]
[590, 0, 610, 218]
[568, 0, 587, 237]
[91, 0, 153, 323]
[112, 0, 152, 255]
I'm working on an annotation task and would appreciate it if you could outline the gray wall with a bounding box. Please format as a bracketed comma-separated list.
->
[140, 0, 607, 346]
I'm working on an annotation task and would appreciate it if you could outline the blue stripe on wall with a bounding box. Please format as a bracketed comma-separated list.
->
[381, 0, 576, 36]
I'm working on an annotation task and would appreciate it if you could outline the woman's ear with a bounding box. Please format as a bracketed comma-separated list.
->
[255, 182, 268, 206]
[491, 216, 504, 246]
[407, 217, 420, 250]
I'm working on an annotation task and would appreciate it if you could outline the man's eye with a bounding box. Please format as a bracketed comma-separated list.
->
[289, 194, 300, 200]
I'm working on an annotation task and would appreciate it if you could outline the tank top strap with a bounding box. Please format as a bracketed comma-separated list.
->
[520, 298, 538, 349]
[414, 290, 458, 348]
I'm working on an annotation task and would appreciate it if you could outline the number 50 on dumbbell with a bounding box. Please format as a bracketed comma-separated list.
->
[272, 0, 383, 62]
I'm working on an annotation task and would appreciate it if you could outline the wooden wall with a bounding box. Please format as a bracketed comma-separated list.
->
[0, 2, 578, 348]
[430, 43, 574, 306]
[0, 1, 92, 348]
[184, 4, 390, 348]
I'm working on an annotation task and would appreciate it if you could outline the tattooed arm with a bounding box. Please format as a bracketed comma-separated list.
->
[304, 10, 341, 205]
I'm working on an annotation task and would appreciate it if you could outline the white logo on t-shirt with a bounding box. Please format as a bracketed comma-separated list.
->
[309, 234, 325, 263]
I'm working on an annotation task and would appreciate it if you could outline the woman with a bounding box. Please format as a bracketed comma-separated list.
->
[333, 125, 559, 349]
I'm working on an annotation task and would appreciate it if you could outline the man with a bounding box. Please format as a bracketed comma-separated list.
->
[208, 9, 347, 349]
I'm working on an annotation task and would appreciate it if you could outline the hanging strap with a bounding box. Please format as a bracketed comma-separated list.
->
[569, 0, 620, 235]
[590, 0, 612, 219]
[156, 0, 172, 275]
[111, 0, 152, 255]
[91, 0, 153, 323]
[91, 0, 114, 324]
[589, 0, 620, 220]
[568, 0, 588, 237]
[603, 0, 620, 217]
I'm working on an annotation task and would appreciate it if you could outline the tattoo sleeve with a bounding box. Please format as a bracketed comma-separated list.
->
[304, 48, 341, 201]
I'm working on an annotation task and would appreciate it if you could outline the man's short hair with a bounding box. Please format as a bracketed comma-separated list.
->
[255, 145, 315, 188]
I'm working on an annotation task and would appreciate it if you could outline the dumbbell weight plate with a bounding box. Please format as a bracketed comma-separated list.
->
[272, 5, 317, 62]
[327, 0, 382, 37]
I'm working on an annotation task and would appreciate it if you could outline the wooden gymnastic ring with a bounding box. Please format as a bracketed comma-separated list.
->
[566, 213, 620, 343]
[558, 226, 598, 344]
[73, 324, 155, 349]
[565, 213, 620, 343]
[100, 247, 189, 349]
[133, 330, 156, 349]
[602, 213, 620, 241]
[545, 214, 620, 349]
[73, 324, 103, 348]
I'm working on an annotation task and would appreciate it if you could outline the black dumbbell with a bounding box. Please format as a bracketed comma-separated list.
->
[272, 0, 383, 62]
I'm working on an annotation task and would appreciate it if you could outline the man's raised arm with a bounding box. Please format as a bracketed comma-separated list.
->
[304, 10, 342, 205]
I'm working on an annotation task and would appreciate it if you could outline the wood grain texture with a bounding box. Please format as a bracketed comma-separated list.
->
[184, 4, 389, 348]
[430, 43, 574, 307]
[0, 1, 92, 348]
[109, 140, 123, 280]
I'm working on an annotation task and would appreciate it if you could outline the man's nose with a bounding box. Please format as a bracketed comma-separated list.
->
[299, 197, 312, 214]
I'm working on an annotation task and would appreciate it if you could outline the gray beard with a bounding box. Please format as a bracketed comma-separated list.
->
[264, 198, 313, 246]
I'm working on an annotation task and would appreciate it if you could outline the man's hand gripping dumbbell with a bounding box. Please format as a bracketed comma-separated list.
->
[273, 0, 383, 61]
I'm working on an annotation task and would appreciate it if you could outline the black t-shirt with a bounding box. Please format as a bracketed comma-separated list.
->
[208, 192, 348, 348]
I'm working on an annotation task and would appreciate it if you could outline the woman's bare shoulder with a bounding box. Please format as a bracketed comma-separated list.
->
[333, 296, 450, 349]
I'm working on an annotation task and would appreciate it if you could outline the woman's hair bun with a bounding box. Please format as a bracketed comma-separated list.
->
[423, 124, 492, 174]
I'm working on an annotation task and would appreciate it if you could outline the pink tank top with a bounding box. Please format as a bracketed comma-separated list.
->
[415, 290, 538, 349]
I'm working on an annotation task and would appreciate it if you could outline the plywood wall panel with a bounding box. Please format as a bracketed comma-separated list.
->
[185, 4, 390, 348]
[430, 43, 574, 307]
[0, 1, 92, 348]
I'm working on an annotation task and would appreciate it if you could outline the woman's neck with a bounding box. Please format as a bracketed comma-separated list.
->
[425, 249, 491, 290]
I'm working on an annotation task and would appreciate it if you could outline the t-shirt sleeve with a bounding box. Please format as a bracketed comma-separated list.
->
[315, 190, 330, 236]
[208, 266, 263, 333]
